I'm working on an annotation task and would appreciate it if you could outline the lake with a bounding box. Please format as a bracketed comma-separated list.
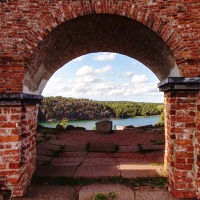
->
[39, 116, 160, 130]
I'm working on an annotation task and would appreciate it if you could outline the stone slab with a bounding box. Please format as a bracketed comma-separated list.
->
[51, 162, 81, 166]
[83, 158, 118, 163]
[119, 145, 138, 153]
[36, 148, 54, 156]
[74, 163, 120, 178]
[12, 185, 76, 200]
[36, 155, 52, 161]
[79, 184, 135, 200]
[59, 152, 87, 157]
[119, 163, 165, 178]
[64, 144, 86, 152]
[37, 143, 61, 151]
[135, 190, 177, 200]
[37, 185, 77, 200]
[86, 152, 117, 158]
[90, 142, 116, 152]
[51, 157, 85, 163]
[34, 165, 77, 177]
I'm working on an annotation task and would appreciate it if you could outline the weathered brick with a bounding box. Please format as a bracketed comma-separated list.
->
[0, 1, 200, 198]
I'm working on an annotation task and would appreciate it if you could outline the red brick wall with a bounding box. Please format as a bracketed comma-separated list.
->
[0, 1, 200, 198]
[0, 1, 199, 93]
[164, 91, 199, 199]
[0, 105, 38, 196]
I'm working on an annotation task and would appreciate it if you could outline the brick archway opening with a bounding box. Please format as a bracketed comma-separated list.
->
[23, 14, 179, 95]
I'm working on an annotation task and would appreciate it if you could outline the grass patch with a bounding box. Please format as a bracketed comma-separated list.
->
[137, 143, 162, 154]
[114, 144, 119, 152]
[137, 143, 144, 153]
[109, 192, 116, 198]
[94, 193, 108, 200]
[52, 145, 65, 158]
[86, 142, 90, 152]
[31, 176, 168, 189]
[149, 139, 164, 145]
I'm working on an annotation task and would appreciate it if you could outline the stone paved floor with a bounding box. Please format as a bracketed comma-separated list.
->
[4, 128, 190, 199]
[8, 184, 182, 200]
[35, 141, 165, 178]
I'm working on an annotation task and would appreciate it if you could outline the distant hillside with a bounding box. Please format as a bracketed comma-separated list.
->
[38, 96, 164, 122]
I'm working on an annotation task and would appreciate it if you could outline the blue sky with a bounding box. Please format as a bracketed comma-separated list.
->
[42, 52, 164, 103]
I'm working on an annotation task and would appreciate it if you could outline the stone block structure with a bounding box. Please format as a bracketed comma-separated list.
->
[95, 120, 113, 133]
[0, 0, 199, 198]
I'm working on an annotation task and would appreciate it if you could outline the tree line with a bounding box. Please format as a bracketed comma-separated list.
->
[38, 96, 164, 122]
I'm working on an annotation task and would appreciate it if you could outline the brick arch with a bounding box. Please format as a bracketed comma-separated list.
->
[1, 0, 199, 94]
[24, 0, 188, 67]
[1, 1, 200, 199]
[24, 13, 179, 94]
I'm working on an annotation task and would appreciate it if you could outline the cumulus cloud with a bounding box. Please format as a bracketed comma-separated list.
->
[73, 56, 84, 62]
[93, 82, 115, 90]
[122, 71, 134, 77]
[93, 53, 117, 61]
[43, 75, 161, 102]
[75, 75, 99, 83]
[95, 65, 112, 74]
[76, 65, 113, 77]
[42, 77, 67, 96]
[43, 61, 162, 102]
[76, 65, 94, 76]
[132, 74, 148, 83]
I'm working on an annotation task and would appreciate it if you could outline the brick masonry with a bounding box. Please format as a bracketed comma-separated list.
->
[0, 0, 199, 94]
[0, 0, 200, 198]
[158, 78, 200, 199]
[0, 104, 38, 196]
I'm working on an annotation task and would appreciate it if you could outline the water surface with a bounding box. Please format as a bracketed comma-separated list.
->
[39, 116, 160, 130]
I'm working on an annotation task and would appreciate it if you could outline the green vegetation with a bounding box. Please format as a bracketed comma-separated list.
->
[94, 193, 108, 200]
[85, 142, 90, 152]
[52, 145, 65, 158]
[94, 192, 116, 200]
[109, 192, 116, 198]
[137, 143, 144, 153]
[38, 96, 164, 122]
[32, 176, 168, 189]
[149, 139, 165, 145]
[157, 112, 165, 124]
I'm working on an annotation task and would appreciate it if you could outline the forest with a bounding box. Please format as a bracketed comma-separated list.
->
[38, 96, 164, 122]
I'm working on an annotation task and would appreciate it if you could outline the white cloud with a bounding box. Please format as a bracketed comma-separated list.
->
[93, 82, 115, 90]
[76, 65, 113, 77]
[73, 56, 84, 62]
[77, 75, 98, 83]
[132, 61, 137, 65]
[132, 74, 148, 83]
[93, 53, 117, 61]
[95, 65, 112, 74]
[107, 88, 122, 96]
[76, 65, 94, 76]
[122, 71, 134, 77]
[42, 77, 67, 96]
[43, 75, 161, 102]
